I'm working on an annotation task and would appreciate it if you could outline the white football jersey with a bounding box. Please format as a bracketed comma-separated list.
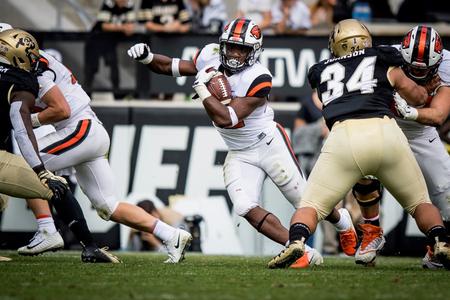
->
[393, 46, 450, 137]
[34, 50, 99, 130]
[195, 43, 275, 150]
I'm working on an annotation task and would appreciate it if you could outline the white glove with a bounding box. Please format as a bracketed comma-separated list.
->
[394, 93, 418, 121]
[127, 43, 154, 64]
[192, 67, 219, 101]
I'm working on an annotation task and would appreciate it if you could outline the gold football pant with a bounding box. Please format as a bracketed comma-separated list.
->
[300, 117, 430, 220]
[0, 150, 53, 200]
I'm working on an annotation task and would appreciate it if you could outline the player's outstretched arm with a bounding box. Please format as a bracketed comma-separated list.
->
[388, 67, 429, 106]
[127, 43, 197, 76]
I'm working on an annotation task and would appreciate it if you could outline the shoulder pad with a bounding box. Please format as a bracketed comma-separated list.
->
[194, 43, 220, 70]
[374, 46, 403, 67]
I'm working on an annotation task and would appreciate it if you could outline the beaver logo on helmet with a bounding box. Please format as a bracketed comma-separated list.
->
[250, 25, 261, 40]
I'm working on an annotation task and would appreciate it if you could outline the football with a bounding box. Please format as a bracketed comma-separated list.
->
[206, 73, 232, 104]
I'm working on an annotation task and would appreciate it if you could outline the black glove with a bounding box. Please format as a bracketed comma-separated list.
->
[38, 170, 68, 201]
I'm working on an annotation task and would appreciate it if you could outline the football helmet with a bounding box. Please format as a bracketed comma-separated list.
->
[400, 25, 443, 83]
[219, 18, 263, 73]
[0, 29, 40, 72]
[329, 19, 372, 57]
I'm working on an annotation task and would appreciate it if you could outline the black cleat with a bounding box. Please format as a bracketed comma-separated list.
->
[81, 246, 121, 263]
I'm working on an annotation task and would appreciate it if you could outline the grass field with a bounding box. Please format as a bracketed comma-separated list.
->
[1, 251, 449, 300]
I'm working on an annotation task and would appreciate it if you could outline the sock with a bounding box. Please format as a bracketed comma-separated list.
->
[36, 214, 57, 234]
[52, 190, 96, 248]
[153, 220, 177, 242]
[363, 215, 380, 227]
[289, 223, 311, 242]
[426, 225, 449, 246]
[333, 211, 352, 232]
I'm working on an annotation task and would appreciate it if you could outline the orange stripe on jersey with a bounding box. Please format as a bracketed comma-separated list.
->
[247, 81, 272, 97]
[233, 19, 246, 38]
[417, 26, 428, 62]
[46, 120, 90, 154]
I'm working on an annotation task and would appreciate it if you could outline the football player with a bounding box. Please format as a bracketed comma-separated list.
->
[267, 19, 450, 269]
[0, 28, 119, 263]
[351, 25, 450, 268]
[128, 17, 358, 267]
[2, 25, 192, 263]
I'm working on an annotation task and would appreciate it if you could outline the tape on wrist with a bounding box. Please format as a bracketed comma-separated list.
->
[195, 84, 212, 101]
[171, 58, 181, 77]
[140, 52, 154, 65]
[228, 106, 238, 127]
[30, 113, 42, 128]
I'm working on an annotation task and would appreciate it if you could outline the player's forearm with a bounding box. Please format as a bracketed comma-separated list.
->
[416, 108, 447, 126]
[34, 107, 70, 125]
[9, 101, 44, 172]
[202, 98, 232, 128]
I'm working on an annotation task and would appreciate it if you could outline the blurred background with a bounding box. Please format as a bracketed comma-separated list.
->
[1, 0, 449, 257]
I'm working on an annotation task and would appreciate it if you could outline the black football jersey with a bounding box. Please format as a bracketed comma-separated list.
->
[0, 62, 39, 151]
[138, 0, 190, 25]
[308, 46, 403, 129]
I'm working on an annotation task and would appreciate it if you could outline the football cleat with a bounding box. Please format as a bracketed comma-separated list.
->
[81, 246, 122, 263]
[338, 208, 358, 256]
[422, 245, 444, 269]
[434, 240, 450, 270]
[355, 223, 385, 266]
[267, 239, 305, 269]
[18, 230, 64, 256]
[290, 247, 323, 269]
[164, 229, 193, 264]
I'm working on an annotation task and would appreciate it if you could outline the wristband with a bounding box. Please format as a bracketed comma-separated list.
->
[171, 58, 181, 77]
[194, 84, 212, 101]
[30, 113, 42, 128]
[227, 106, 238, 127]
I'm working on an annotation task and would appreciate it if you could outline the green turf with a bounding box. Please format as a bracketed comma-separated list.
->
[0, 251, 449, 300]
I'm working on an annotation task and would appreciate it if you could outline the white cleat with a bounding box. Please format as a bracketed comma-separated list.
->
[18, 230, 64, 256]
[164, 229, 193, 263]
[355, 224, 385, 266]
[422, 245, 444, 269]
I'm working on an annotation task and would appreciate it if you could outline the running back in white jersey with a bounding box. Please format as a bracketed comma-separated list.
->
[33, 50, 99, 130]
[195, 43, 275, 150]
[393, 47, 450, 136]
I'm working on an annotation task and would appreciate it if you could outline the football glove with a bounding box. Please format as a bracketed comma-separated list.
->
[192, 67, 219, 101]
[394, 93, 418, 121]
[38, 170, 68, 201]
[127, 43, 154, 64]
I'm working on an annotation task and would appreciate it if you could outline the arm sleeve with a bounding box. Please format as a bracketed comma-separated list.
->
[246, 74, 272, 98]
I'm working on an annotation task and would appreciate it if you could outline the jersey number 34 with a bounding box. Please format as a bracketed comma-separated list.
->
[320, 56, 378, 106]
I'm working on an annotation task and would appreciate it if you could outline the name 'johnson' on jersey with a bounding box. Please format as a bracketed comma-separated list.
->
[308, 46, 404, 129]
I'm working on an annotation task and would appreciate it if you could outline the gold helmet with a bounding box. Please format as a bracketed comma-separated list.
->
[0, 29, 40, 72]
[329, 19, 372, 57]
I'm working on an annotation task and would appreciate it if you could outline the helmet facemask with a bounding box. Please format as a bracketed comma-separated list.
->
[220, 41, 255, 74]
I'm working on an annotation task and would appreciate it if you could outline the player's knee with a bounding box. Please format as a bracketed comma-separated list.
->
[352, 178, 383, 207]
[233, 200, 259, 217]
[95, 201, 117, 221]
[271, 162, 295, 187]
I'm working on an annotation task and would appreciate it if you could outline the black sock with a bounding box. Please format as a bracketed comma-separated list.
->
[364, 218, 380, 227]
[426, 225, 448, 246]
[444, 221, 450, 236]
[289, 223, 311, 243]
[52, 190, 96, 248]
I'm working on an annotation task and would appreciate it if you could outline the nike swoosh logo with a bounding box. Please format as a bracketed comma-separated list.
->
[266, 137, 274, 145]
[27, 240, 44, 249]
[429, 137, 437, 143]
[174, 234, 180, 249]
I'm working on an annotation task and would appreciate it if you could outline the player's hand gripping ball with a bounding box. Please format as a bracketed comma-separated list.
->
[206, 70, 232, 104]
